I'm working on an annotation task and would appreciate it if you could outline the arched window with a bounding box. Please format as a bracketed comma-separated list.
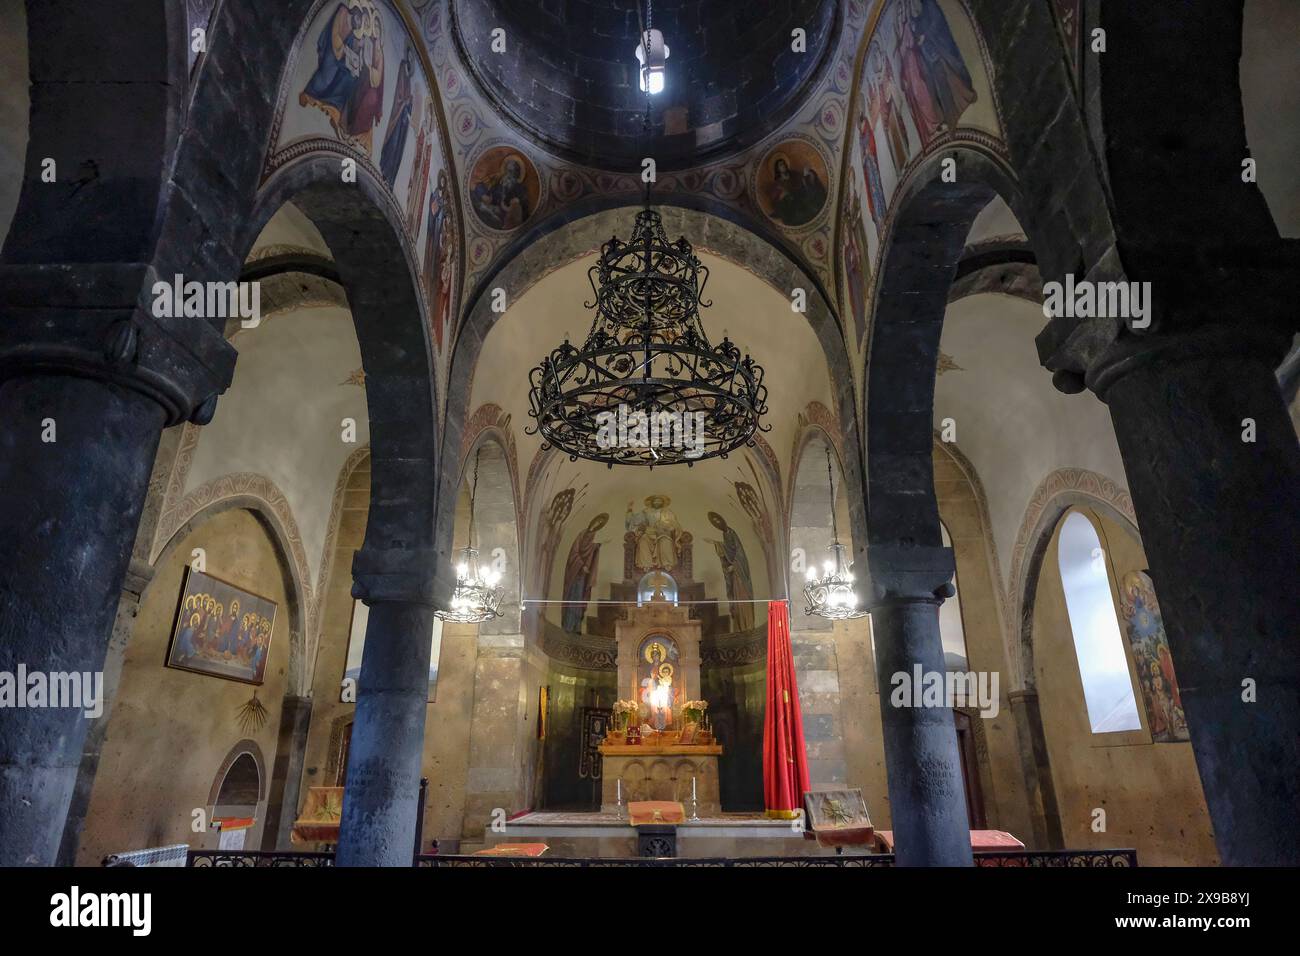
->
[939, 523, 969, 671]
[1057, 511, 1141, 733]
[637, 570, 678, 607]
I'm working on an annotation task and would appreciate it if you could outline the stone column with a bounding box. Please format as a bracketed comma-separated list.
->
[866, 546, 973, 867]
[1096, 336, 1300, 865]
[335, 599, 434, 866]
[336, 549, 444, 867]
[0, 375, 166, 866]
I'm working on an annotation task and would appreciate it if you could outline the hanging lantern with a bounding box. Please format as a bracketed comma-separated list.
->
[802, 449, 867, 620]
[436, 451, 505, 624]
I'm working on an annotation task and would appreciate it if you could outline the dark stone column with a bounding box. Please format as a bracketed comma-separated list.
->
[1008, 690, 1062, 850]
[1098, 340, 1300, 866]
[867, 546, 973, 867]
[336, 548, 444, 867]
[55, 563, 151, 865]
[0, 376, 165, 866]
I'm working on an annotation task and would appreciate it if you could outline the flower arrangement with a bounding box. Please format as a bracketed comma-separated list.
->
[612, 699, 639, 731]
[682, 700, 708, 724]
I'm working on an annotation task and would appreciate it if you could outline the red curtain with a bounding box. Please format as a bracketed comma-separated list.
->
[762, 600, 810, 818]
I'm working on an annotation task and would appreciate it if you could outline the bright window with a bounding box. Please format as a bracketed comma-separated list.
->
[1057, 511, 1141, 733]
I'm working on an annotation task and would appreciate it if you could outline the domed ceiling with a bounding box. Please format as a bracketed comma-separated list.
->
[451, 0, 840, 170]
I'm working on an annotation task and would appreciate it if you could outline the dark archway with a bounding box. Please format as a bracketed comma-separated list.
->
[241, 159, 441, 595]
[864, 147, 1026, 553]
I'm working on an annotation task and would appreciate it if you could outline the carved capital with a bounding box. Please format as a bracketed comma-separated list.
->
[350, 546, 450, 609]
[863, 544, 956, 608]
[0, 262, 237, 426]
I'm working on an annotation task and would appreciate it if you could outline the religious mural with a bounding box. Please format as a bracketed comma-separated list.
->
[1120, 571, 1189, 743]
[561, 512, 609, 633]
[165, 570, 277, 685]
[638, 635, 681, 731]
[625, 495, 687, 573]
[838, 0, 1002, 384]
[267, 0, 459, 360]
[468, 146, 541, 231]
[706, 512, 755, 631]
[755, 138, 830, 229]
[841, 187, 871, 349]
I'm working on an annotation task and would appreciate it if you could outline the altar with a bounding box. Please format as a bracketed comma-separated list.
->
[598, 586, 723, 815]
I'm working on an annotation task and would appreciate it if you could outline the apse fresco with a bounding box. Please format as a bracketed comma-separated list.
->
[847, 0, 1001, 266]
[267, 0, 458, 354]
[545, 481, 769, 637]
[1120, 571, 1189, 743]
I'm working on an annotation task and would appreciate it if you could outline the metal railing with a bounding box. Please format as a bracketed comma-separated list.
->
[183, 848, 1137, 868]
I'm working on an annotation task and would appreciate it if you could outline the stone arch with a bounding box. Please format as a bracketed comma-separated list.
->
[150, 483, 311, 697]
[1007, 468, 1139, 694]
[242, 157, 442, 603]
[440, 202, 865, 576]
[863, 146, 1028, 557]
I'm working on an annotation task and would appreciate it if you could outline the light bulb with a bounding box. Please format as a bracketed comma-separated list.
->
[456, 563, 468, 578]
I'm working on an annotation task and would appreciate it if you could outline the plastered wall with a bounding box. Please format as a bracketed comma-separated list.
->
[1031, 509, 1218, 866]
[79, 509, 292, 863]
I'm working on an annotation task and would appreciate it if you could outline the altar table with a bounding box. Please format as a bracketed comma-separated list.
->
[598, 743, 723, 816]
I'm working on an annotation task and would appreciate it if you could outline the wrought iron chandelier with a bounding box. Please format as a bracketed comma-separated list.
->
[436, 450, 505, 624]
[803, 448, 867, 620]
[526, 11, 767, 468]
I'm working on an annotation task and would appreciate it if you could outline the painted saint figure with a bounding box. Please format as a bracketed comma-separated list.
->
[895, 0, 976, 145]
[561, 513, 608, 633]
[300, 3, 364, 132]
[766, 153, 827, 228]
[1121, 570, 1188, 742]
[843, 193, 870, 345]
[707, 512, 754, 631]
[378, 46, 415, 186]
[471, 155, 532, 229]
[425, 169, 455, 351]
[639, 640, 677, 731]
[626, 495, 684, 571]
[341, 10, 385, 150]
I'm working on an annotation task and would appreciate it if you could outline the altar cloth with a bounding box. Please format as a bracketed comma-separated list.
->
[628, 801, 686, 825]
[472, 843, 549, 857]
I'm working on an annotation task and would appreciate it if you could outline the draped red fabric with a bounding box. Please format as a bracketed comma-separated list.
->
[762, 600, 810, 818]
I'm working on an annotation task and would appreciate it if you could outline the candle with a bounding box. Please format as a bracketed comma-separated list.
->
[617, 778, 622, 804]
[692, 776, 697, 800]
